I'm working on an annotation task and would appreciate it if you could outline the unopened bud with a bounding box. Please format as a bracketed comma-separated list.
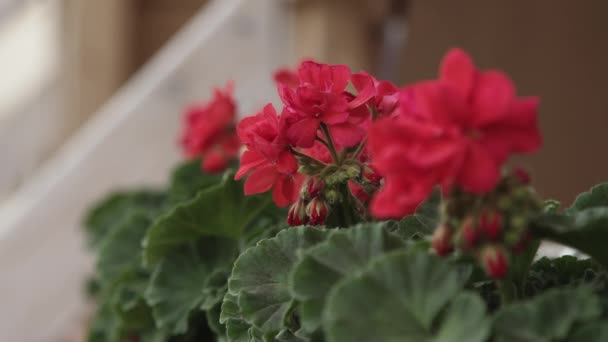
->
[362, 165, 382, 186]
[287, 200, 308, 226]
[306, 198, 329, 225]
[461, 217, 479, 249]
[479, 210, 502, 240]
[305, 177, 324, 198]
[433, 224, 454, 257]
[509, 232, 532, 255]
[513, 167, 531, 185]
[479, 245, 509, 279]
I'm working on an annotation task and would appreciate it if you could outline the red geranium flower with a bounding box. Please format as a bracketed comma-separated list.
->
[180, 84, 240, 173]
[368, 48, 541, 218]
[350, 72, 399, 118]
[279, 61, 353, 148]
[235, 104, 305, 207]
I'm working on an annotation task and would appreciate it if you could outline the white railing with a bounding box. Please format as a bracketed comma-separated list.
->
[0, 0, 290, 340]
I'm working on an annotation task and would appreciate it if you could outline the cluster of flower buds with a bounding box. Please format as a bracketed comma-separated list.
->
[432, 167, 542, 279]
[288, 177, 330, 226]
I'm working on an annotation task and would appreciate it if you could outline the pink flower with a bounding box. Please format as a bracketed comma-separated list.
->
[279, 61, 353, 148]
[235, 104, 305, 207]
[180, 84, 240, 173]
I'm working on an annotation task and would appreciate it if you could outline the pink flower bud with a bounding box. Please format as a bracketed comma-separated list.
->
[306, 198, 329, 225]
[479, 210, 502, 240]
[287, 200, 308, 226]
[479, 245, 509, 279]
[513, 167, 531, 185]
[433, 224, 454, 257]
[363, 166, 382, 186]
[509, 231, 531, 255]
[461, 217, 479, 249]
[306, 177, 324, 198]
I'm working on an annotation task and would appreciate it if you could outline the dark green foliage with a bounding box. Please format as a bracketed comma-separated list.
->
[83, 166, 608, 342]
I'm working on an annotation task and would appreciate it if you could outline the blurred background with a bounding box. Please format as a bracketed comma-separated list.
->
[1, 0, 608, 340]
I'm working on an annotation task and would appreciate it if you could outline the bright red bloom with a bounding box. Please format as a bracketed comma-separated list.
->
[369, 48, 541, 218]
[279, 61, 354, 148]
[180, 84, 240, 173]
[235, 104, 305, 207]
[413, 48, 542, 192]
[350, 72, 399, 118]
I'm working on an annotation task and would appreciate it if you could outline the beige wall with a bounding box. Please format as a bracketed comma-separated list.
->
[401, 0, 608, 204]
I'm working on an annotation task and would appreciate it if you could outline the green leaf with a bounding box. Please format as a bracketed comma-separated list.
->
[143, 171, 273, 264]
[228, 227, 329, 334]
[415, 188, 441, 231]
[97, 210, 152, 282]
[85, 191, 164, 248]
[532, 208, 608, 267]
[167, 158, 223, 204]
[324, 249, 477, 342]
[567, 183, 608, 214]
[492, 287, 602, 342]
[526, 255, 602, 296]
[566, 321, 608, 342]
[145, 239, 237, 334]
[220, 292, 261, 342]
[290, 223, 405, 333]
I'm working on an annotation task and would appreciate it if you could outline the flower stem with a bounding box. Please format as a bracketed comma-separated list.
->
[290, 147, 327, 167]
[497, 280, 517, 305]
[351, 138, 367, 160]
[320, 123, 341, 164]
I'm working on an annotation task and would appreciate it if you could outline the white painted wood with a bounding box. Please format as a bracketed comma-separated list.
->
[0, 0, 290, 340]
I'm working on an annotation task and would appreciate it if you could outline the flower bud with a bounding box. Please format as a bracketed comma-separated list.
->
[287, 200, 308, 226]
[513, 167, 531, 185]
[460, 217, 479, 249]
[432, 224, 454, 257]
[362, 166, 382, 186]
[306, 198, 329, 225]
[509, 231, 531, 255]
[305, 177, 324, 198]
[479, 210, 502, 240]
[479, 245, 509, 279]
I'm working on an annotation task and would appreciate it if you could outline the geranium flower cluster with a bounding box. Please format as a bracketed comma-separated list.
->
[236, 61, 396, 225]
[180, 84, 241, 173]
[368, 49, 542, 219]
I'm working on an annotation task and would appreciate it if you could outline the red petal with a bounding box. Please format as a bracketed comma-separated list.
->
[471, 71, 516, 126]
[272, 174, 304, 207]
[329, 122, 365, 147]
[349, 73, 375, 108]
[244, 164, 278, 195]
[439, 48, 476, 98]
[415, 81, 469, 125]
[276, 150, 298, 174]
[456, 142, 501, 193]
[330, 64, 351, 93]
[235, 150, 267, 180]
[287, 118, 320, 148]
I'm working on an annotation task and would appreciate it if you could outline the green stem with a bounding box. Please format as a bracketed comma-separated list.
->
[497, 280, 517, 304]
[321, 123, 340, 164]
[290, 147, 327, 167]
[351, 138, 367, 160]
